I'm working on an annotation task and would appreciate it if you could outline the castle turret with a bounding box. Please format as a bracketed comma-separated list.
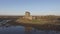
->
[24, 11, 32, 20]
[25, 11, 30, 17]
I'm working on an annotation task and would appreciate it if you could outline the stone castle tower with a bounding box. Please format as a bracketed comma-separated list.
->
[25, 11, 30, 17]
[24, 11, 32, 20]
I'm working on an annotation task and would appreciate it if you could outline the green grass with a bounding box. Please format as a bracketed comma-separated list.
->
[32, 19, 40, 22]
[32, 20, 41, 24]
[17, 18, 55, 24]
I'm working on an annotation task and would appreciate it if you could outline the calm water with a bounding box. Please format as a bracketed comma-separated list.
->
[0, 20, 60, 34]
[0, 26, 60, 34]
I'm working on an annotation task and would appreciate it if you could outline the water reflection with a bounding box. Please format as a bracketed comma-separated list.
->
[0, 25, 60, 34]
[24, 26, 32, 34]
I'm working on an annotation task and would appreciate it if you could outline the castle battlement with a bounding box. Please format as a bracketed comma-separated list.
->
[24, 11, 32, 20]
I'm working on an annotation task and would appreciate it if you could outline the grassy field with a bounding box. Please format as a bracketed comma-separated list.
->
[16, 17, 60, 25]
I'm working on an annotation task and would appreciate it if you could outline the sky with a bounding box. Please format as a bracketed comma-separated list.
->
[0, 0, 60, 16]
